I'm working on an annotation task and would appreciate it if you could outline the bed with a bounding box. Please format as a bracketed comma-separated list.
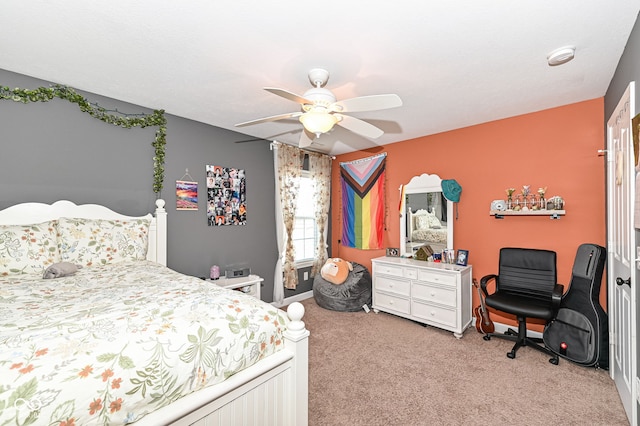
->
[0, 199, 309, 426]
[407, 208, 448, 252]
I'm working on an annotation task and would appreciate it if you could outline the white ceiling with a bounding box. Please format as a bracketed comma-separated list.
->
[2, 1, 639, 155]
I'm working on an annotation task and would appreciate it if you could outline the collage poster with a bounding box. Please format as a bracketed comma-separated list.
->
[206, 165, 246, 226]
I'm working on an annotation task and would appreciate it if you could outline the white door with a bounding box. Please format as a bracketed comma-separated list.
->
[606, 81, 636, 424]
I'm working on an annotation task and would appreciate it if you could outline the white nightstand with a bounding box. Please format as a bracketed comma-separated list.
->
[207, 274, 263, 300]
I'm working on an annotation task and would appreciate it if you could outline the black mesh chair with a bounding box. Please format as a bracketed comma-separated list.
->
[480, 248, 564, 365]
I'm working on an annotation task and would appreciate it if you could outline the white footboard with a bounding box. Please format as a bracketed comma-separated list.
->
[137, 302, 309, 426]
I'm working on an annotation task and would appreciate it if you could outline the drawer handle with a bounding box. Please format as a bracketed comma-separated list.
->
[430, 291, 436, 296]
[390, 300, 394, 305]
[430, 311, 436, 316]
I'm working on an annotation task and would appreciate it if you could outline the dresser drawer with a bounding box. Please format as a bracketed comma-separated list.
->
[373, 263, 403, 277]
[417, 269, 457, 286]
[411, 300, 457, 328]
[412, 282, 456, 308]
[374, 263, 418, 279]
[374, 291, 410, 315]
[374, 275, 410, 296]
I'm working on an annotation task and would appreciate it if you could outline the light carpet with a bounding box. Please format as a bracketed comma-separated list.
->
[295, 298, 629, 426]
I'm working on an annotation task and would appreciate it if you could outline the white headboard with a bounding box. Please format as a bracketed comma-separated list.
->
[407, 208, 426, 237]
[0, 199, 167, 266]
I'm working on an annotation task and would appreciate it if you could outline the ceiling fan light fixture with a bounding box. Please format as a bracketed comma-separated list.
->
[547, 46, 575, 66]
[299, 111, 337, 137]
[237, 68, 400, 145]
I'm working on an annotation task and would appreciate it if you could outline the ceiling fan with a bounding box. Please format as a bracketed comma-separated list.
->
[235, 68, 402, 148]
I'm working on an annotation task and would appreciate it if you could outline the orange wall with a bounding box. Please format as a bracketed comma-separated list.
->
[330, 98, 606, 329]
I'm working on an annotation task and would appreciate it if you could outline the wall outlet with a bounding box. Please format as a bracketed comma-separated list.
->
[303, 271, 309, 281]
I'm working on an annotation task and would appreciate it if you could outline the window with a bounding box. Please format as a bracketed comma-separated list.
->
[292, 172, 317, 265]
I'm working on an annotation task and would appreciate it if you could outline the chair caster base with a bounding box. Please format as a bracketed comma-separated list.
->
[549, 357, 559, 365]
[507, 351, 516, 359]
[483, 335, 491, 341]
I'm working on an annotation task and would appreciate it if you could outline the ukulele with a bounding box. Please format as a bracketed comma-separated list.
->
[473, 278, 495, 334]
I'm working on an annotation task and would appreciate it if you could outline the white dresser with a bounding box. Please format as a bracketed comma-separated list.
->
[371, 256, 472, 338]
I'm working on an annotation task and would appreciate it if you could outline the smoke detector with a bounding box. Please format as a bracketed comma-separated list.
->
[547, 46, 575, 66]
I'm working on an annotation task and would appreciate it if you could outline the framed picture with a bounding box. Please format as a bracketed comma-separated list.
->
[456, 249, 469, 266]
[386, 247, 400, 257]
[176, 180, 198, 211]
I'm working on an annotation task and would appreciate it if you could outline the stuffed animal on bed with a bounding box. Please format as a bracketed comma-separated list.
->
[320, 258, 353, 285]
[43, 262, 83, 279]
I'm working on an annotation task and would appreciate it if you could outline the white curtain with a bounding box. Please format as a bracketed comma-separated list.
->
[309, 152, 332, 277]
[273, 143, 302, 304]
[431, 192, 443, 222]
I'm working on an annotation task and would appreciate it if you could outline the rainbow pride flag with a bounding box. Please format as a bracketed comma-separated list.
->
[340, 153, 386, 249]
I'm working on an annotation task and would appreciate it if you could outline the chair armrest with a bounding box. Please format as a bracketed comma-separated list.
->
[552, 283, 564, 308]
[480, 274, 497, 297]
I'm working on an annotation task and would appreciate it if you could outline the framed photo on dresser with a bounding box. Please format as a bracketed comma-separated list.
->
[456, 249, 469, 266]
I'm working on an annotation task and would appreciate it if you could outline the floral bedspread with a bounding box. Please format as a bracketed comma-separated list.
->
[411, 227, 447, 243]
[0, 261, 286, 425]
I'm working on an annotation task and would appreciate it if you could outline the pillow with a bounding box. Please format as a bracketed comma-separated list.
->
[415, 214, 430, 231]
[57, 217, 150, 267]
[0, 221, 60, 276]
[43, 261, 83, 279]
[320, 258, 353, 285]
[426, 210, 442, 228]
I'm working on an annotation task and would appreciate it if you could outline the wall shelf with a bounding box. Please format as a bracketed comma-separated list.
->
[490, 210, 565, 219]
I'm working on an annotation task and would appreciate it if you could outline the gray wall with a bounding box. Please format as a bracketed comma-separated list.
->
[605, 17, 640, 119]
[0, 68, 315, 302]
[604, 10, 640, 423]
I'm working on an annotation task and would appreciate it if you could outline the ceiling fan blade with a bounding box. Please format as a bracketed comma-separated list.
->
[336, 114, 384, 139]
[264, 88, 313, 105]
[299, 129, 314, 148]
[235, 111, 302, 127]
[331, 94, 402, 113]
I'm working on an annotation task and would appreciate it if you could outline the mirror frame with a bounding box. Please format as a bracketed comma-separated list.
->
[399, 173, 454, 257]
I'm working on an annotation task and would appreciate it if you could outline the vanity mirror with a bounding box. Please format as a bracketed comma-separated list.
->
[400, 173, 454, 257]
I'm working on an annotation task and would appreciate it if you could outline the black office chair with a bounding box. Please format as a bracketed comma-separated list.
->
[480, 247, 564, 365]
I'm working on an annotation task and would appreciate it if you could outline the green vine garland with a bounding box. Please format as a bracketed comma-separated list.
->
[0, 84, 167, 194]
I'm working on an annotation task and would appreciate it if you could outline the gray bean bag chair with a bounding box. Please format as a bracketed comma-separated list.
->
[313, 262, 372, 312]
